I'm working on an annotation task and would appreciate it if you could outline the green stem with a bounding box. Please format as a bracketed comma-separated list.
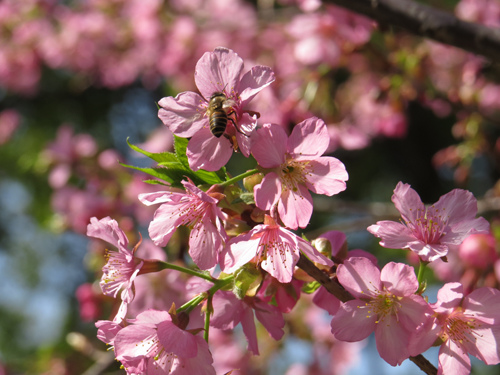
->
[219, 168, 260, 188]
[204, 293, 213, 342]
[159, 261, 215, 282]
[417, 259, 427, 292]
[176, 275, 234, 315]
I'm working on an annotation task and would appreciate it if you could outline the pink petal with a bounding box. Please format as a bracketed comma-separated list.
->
[222, 232, 261, 273]
[374, 314, 412, 366]
[463, 287, 500, 324]
[188, 220, 222, 270]
[442, 217, 490, 245]
[194, 47, 244, 101]
[87, 216, 129, 252]
[135, 309, 171, 325]
[367, 221, 417, 249]
[434, 188, 478, 225]
[336, 257, 381, 298]
[157, 320, 198, 358]
[240, 306, 260, 355]
[409, 242, 449, 262]
[438, 340, 471, 375]
[183, 180, 218, 204]
[261, 234, 299, 283]
[211, 291, 245, 330]
[95, 320, 122, 345]
[391, 182, 425, 224]
[254, 172, 281, 211]
[278, 185, 313, 229]
[251, 123, 287, 167]
[297, 235, 333, 267]
[114, 324, 157, 358]
[464, 325, 500, 365]
[253, 300, 285, 340]
[239, 65, 275, 105]
[380, 262, 418, 296]
[234, 112, 257, 157]
[331, 300, 376, 341]
[148, 204, 181, 246]
[313, 286, 341, 315]
[175, 336, 216, 375]
[435, 282, 463, 310]
[397, 295, 435, 331]
[288, 117, 329, 159]
[158, 92, 206, 137]
[138, 190, 183, 206]
[186, 128, 233, 171]
[305, 157, 348, 196]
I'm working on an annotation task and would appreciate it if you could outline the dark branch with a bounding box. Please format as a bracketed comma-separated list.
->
[296, 253, 353, 302]
[324, 0, 500, 61]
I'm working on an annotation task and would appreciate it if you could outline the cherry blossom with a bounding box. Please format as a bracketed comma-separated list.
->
[139, 179, 227, 270]
[330, 257, 434, 366]
[367, 181, 490, 262]
[252, 117, 348, 229]
[87, 216, 146, 321]
[113, 309, 216, 375]
[158, 47, 275, 171]
[222, 215, 333, 283]
[428, 283, 500, 375]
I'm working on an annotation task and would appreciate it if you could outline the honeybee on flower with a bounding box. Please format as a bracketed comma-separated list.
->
[158, 47, 275, 171]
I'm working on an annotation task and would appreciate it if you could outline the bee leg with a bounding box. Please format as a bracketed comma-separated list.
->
[228, 117, 250, 137]
[224, 133, 239, 151]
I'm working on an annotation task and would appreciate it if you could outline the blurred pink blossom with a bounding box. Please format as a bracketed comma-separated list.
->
[0, 109, 20, 145]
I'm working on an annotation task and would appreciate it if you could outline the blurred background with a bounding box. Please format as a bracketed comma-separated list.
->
[1, 0, 500, 374]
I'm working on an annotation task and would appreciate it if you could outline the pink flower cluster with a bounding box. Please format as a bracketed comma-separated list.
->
[83, 48, 500, 375]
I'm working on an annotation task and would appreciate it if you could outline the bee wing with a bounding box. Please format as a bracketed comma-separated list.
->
[222, 99, 237, 110]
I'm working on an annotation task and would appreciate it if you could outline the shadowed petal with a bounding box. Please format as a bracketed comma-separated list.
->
[254, 172, 281, 211]
[239, 66, 275, 105]
[158, 92, 206, 137]
[252, 124, 287, 167]
[278, 185, 313, 229]
[331, 300, 376, 341]
[186, 128, 233, 171]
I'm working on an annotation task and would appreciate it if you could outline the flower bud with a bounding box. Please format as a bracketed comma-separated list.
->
[243, 172, 263, 192]
[459, 233, 497, 270]
[233, 264, 263, 299]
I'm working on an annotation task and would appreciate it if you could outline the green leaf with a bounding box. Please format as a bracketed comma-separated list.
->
[302, 281, 321, 294]
[142, 179, 170, 186]
[125, 136, 227, 187]
[120, 163, 185, 187]
[174, 136, 190, 169]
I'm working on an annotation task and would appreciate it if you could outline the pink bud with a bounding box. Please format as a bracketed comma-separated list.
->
[459, 233, 497, 270]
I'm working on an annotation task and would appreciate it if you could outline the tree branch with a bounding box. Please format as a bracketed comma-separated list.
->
[324, 0, 500, 61]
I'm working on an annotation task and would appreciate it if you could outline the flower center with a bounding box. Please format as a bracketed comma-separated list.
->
[366, 292, 402, 323]
[442, 310, 481, 347]
[404, 205, 450, 244]
[280, 158, 311, 193]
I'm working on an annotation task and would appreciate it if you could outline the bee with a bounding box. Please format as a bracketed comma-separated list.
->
[207, 91, 237, 138]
